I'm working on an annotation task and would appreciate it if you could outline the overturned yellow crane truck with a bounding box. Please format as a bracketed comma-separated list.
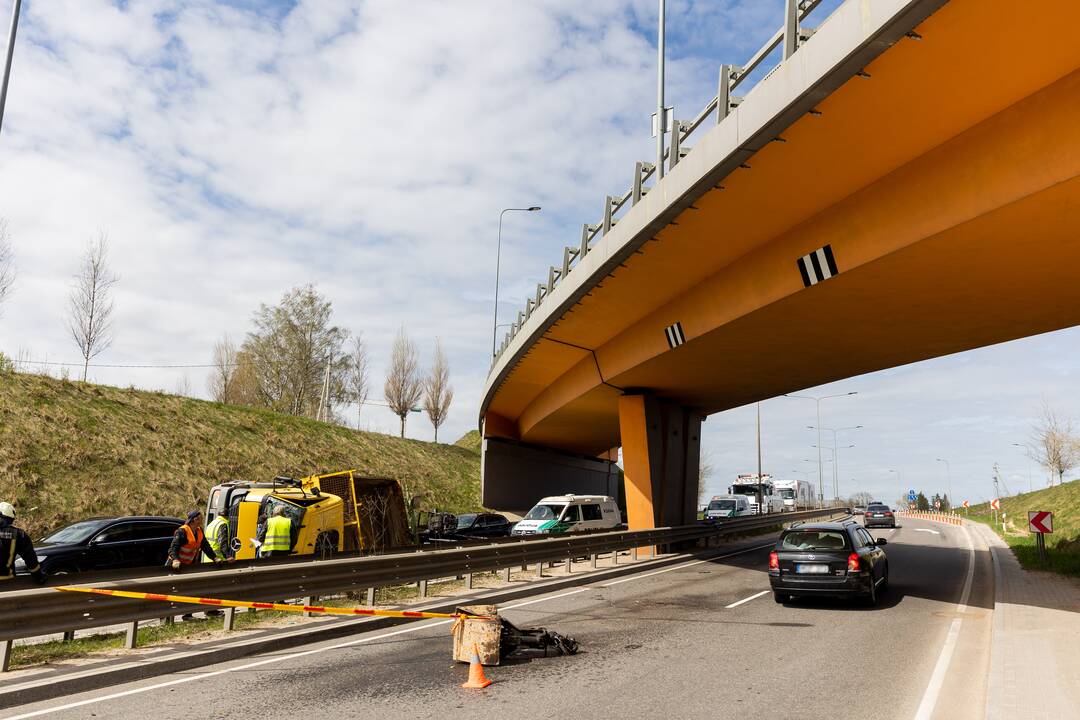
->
[204, 470, 410, 560]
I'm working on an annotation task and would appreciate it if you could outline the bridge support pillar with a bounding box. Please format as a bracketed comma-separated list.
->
[618, 394, 701, 531]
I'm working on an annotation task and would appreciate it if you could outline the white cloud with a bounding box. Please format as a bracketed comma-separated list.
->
[1, 0, 1078, 499]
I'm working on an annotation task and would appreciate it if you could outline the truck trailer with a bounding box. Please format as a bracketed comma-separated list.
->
[204, 470, 409, 560]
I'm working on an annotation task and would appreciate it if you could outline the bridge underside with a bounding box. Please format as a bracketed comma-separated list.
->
[481, 0, 1080, 528]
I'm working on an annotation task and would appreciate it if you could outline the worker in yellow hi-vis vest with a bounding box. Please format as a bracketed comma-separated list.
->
[258, 505, 293, 558]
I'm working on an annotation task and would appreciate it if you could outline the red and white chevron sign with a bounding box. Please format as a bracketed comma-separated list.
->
[962, 500, 970, 509]
[990, 498, 1000, 510]
[1028, 511, 1053, 534]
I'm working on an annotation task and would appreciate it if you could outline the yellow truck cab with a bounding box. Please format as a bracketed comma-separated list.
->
[204, 471, 409, 561]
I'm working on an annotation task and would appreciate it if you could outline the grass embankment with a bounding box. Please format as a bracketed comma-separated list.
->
[0, 372, 482, 538]
[966, 479, 1080, 577]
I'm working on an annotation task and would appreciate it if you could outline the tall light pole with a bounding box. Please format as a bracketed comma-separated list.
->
[889, 468, 902, 507]
[813, 443, 854, 502]
[0, 0, 22, 136]
[785, 391, 858, 505]
[656, 0, 666, 180]
[808, 425, 861, 502]
[1012, 443, 1033, 493]
[492, 206, 541, 357]
[936, 458, 952, 509]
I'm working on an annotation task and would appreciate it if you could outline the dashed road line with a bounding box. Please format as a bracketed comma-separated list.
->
[724, 590, 770, 609]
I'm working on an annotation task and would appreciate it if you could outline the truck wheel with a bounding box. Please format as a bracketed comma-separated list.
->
[314, 532, 336, 560]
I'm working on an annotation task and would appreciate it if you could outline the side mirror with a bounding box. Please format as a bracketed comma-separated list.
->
[875, 538, 888, 546]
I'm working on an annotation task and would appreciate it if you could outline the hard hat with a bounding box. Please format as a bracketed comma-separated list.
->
[0, 502, 14, 519]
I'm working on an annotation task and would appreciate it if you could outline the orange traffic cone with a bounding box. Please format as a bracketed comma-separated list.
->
[461, 643, 493, 689]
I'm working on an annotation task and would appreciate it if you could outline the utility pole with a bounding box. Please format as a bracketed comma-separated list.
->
[992, 463, 1001, 525]
[656, 0, 666, 180]
[756, 402, 763, 514]
[0, 0, 22, 137]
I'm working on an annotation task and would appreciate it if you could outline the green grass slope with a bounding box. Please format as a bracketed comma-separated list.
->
[967, 478, 1080, 576]
[0, 372, 481, 538]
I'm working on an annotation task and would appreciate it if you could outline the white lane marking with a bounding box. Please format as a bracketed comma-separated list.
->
[0, 587, 590, 720]
[599, 542, 775, 587]
[724, 590, 770, 609]
[912, 523, 975, 720]
[915, 528, 940, 535]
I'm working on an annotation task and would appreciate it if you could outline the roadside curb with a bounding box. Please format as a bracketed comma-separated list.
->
[0, 541, 765, 710]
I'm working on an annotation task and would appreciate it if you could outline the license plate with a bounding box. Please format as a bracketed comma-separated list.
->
[795, 564, 830, 574]
[872, 514, 883, 517]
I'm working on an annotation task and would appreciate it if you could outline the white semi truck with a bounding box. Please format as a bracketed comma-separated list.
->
[772, 478, 816, 511]
[728, 474, 785, 515]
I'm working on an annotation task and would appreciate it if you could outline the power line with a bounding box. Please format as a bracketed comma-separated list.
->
[13, 359, 230, 369]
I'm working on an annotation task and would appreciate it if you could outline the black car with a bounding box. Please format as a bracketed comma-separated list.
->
[769, 520, 889, 606]
[16, 516, 183, 576]
[864, 503, 896, 528]
[452, 512, 513, 538]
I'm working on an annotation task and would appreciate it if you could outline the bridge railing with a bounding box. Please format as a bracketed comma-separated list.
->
[495, 0, 827, 362]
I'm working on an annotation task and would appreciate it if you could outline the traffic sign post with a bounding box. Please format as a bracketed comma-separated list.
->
[1028, 511, 1053, 562]
[962, 499, 970, 515]
[990, 497, 1000, 525]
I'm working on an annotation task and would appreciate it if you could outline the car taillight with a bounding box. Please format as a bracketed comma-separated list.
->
[769, 551, 779, 570]
[847, 552, 860, 572]
[883, 511, 893, 516]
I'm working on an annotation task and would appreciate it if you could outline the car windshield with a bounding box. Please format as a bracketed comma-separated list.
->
[456, 513, 477, 529]
[730, 485, 759, 495]
[868, 505, 890, 512]
[779, 489, 795, 499]
[708, 500, 736, 510]
[781, 530, 849, 551]
[524, 504, 565, 521]
[41, 520, 105, 545]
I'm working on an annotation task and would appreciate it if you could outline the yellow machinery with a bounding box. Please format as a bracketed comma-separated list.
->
[204, 471, 409, 560]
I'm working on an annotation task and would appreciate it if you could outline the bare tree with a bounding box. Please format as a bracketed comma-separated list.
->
[347, 334, 370, 429]
[208, 334, 239, 403]
[242, 285, 350, 417]
[1030, 402, 1079, 487]
[174, 373, 192, 397]
[698, 449, 715, 506]
[68, 233, 119, 381]
[422, 339, 453, 442]
[0, 219, 15, 312]
[384, 325, 422, 438]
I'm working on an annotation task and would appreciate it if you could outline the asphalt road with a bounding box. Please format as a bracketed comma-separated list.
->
[1, 517, 994, 720]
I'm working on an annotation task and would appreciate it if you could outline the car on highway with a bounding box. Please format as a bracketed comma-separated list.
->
[863, 503, 896, 528]
[769, 520, 889, 606]
[704, 495, 752, 520]
[853, 505, 867, 516]
[452, 512, 514, 538]
[15, 516, 184, 576]
[511, 494, 621, 536]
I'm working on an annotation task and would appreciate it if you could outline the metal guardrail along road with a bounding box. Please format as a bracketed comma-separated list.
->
[0, 508, 848, 644]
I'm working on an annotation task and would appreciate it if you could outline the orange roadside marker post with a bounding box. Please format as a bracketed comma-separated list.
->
[462, 642, 493, 689]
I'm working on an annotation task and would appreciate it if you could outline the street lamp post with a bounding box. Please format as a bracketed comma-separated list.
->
[808, 425, 861, 503]
[812, 443, 854, 502]
[785, 391, 858, 505]
[0, 0, 23, 136]
[492, 206, 541, 357]
[936, 458, 952, 509]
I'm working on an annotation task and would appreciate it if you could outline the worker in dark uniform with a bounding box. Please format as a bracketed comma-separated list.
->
[167, 510, 218, 570]
[1, 502, 45, 584]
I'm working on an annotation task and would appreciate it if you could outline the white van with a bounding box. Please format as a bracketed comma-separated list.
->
[511, 494, 621, 536]
[704, 494, 752, 520]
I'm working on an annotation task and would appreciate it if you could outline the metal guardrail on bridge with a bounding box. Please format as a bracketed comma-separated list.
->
[493, 0, 830, 362]
[0, 507, 849, 652]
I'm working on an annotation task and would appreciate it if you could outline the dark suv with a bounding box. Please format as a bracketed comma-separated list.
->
[864, 503, 896, 528]
[769, 521, 889, 606]
[16, 516, 183, 576]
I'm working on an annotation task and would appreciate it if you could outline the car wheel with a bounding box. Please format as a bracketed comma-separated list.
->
[47, 564, 77, 576]
[773, 592, 789, 604]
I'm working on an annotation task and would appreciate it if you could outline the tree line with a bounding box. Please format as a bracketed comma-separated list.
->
[208, 284, 453, 441]
[0, 223, 453, 441]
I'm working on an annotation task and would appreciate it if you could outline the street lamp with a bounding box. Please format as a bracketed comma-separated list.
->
[888, 469, 902, 507]
[785, 391, 858, 504]
[936, 458, 952, 509]
[0, 0, 23, 137]
[812, 444, 855, 502]
[808, 424, 862, 503]
[1012, 443, 1033, 493]
[492, 206, 541, 357]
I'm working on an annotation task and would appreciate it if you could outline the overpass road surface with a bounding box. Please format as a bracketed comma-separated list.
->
[1, 517, 995, 720]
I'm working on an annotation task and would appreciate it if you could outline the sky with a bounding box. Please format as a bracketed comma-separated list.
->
[0, 0, 1076, 508]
